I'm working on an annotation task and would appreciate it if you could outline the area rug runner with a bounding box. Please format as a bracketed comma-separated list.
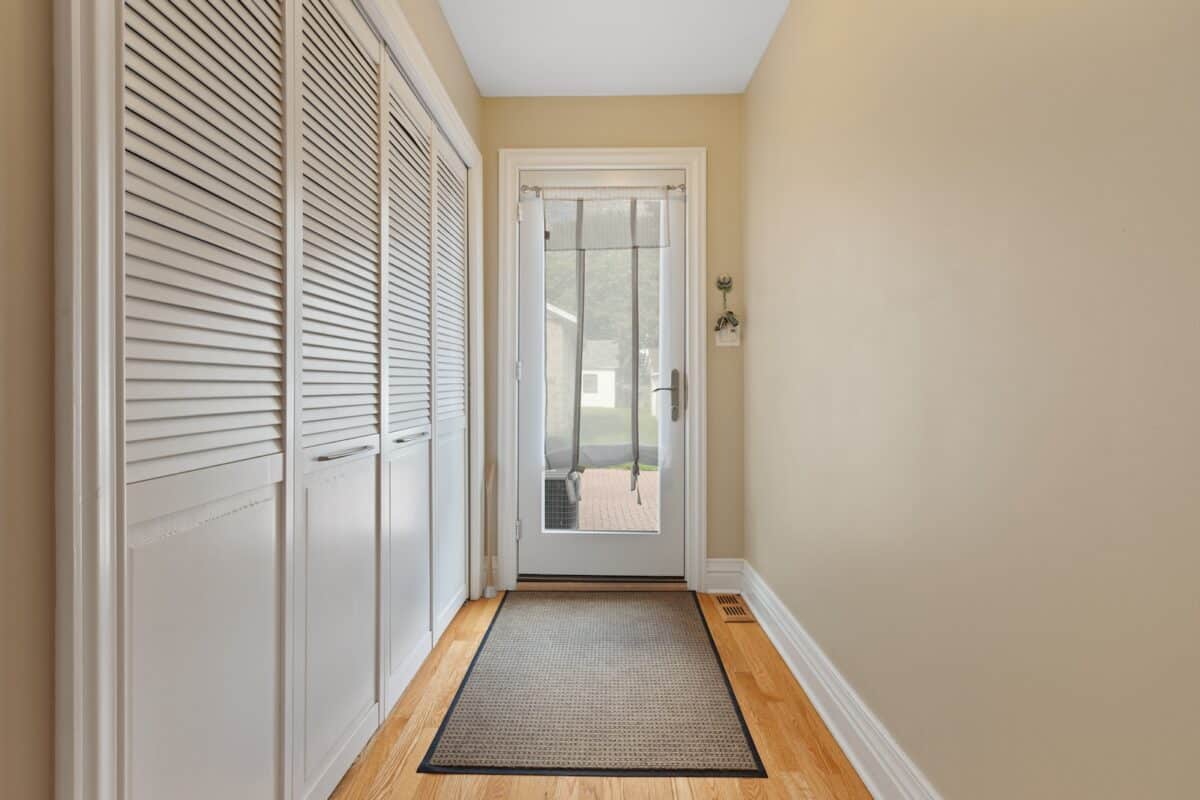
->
[418, 591, 766, 777]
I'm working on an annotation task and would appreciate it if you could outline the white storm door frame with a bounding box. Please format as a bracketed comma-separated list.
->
[516, 168, 687, 577]
[497, 148, 708, 591]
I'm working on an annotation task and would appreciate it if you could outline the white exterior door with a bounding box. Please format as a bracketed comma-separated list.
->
[517, 169, 687, 577]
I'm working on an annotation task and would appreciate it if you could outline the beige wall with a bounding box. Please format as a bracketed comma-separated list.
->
[481, 95, 746, 559]
[742, 1, 1200, 797]
[0, 0, 55, 796]
[392, 0, 482, 143]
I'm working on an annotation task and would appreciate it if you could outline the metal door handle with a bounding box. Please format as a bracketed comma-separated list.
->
[393, 431, 430, 445]
[652, 368, 681, 422]
[316, 445, 372, 462]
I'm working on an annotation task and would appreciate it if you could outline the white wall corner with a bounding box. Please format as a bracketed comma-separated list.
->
[704, 558, 745, 593]
[741, 562, 943, 800]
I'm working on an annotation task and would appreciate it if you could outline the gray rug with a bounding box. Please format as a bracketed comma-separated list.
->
[418, 591, 766, 777]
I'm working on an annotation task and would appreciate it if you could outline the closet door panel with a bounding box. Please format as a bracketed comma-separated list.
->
[123, 65, 287, 481]
[386, 76, 433, 438]
[120, 1, 286, 798]
[129, 487, 279, 800]
[301, 457, 378, 779]
[432, 140, 469, 637]
[433, 422, 468, 638]
[386, 440, 432, 710]
[434, 152, 468, 425]
[296, 0, 383, 796]
[379, 67, 435, 708]
[300, 0, 381, 452]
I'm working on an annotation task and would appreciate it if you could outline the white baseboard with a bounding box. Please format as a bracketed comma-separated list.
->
[433, 583, 468, 641]
[740, 561, 942, 800]
[384, 631, 433, 713]
[303, 703, 379, 800]
[703, 557, 745, 593]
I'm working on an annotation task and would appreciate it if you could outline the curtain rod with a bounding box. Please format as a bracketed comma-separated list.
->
[520, 184, 686, 195]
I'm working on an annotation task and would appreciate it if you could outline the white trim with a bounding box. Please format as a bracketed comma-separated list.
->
[433, 583, 469, 642]
[55, 0, 120, 797]
[303, 705, 379, 800]
[497, 147, 708, 591]
[703, 558, 745, 593]
[741, 561, 943, 800]
[467, 155, 485, 600]
[385, 632, 433, 712]
[55, 0, 484, 796]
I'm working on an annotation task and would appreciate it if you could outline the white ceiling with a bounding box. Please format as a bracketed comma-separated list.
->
[438, 0, 790, 96]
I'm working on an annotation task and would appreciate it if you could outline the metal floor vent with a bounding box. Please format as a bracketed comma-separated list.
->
[714, 594, 755, 623]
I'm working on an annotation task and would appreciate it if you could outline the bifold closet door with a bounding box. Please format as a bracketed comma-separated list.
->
[120, 0, 287, 797]
[382, 63, 435, 711]
[115, 0, 468, 795]
[295, 0, 383, 796]
[432, 137, 469, 638]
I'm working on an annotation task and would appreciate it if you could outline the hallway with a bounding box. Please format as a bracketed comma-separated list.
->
[332, 593, 871, 799]
[11, 0, 1200, 796]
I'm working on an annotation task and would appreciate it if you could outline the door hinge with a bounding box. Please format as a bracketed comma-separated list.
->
[515, 359, 523, 382]
[515, 518, 523, 540]
[517, 204, 524, 223]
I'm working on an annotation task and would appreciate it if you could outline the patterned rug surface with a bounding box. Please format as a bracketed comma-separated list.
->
[418, 591, 765, 777]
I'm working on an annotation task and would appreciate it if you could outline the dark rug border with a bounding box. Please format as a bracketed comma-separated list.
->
[416, 590, 768, 779]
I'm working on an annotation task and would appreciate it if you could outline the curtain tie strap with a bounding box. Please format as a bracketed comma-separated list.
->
[566, 470, 583, 504]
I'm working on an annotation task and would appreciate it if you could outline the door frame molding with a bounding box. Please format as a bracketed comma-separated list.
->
[496, 147, 708, 591]
[53, 1, 484, 797]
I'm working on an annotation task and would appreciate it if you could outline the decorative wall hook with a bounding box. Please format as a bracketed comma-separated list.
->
[714, 274, 740, 332]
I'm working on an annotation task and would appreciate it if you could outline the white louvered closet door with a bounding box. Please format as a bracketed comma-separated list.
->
[434, 143, 468, 426]
[296, 0, 385, 796]
[113, 0, 469, 794]
[299, 0, 382, 452]
[121, 0, 287, 798]
[382, 63, 436, 711]
[432, 135, 469, 637]
[124, 0, 286, 483]
[386, 72, 434, 441]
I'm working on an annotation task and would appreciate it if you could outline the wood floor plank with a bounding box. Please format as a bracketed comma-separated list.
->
[331, 592, 872, 800]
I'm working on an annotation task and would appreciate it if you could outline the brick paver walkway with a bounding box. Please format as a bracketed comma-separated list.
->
[577, 468, 659, 532]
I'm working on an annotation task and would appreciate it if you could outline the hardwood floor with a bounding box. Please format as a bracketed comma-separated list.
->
[332, 593, 871, 799]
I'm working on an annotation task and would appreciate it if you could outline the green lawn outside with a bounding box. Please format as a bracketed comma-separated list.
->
[578, 406, 660, 471]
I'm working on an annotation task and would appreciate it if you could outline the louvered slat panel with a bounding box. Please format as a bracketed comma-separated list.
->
[300, 0, 380, 449]
[434, 150, 467, 422]
[123, 0, 286, 484]
[386, 87, 433, 435]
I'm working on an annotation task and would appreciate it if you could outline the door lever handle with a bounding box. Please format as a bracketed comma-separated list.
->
[652, 368, 681, 422]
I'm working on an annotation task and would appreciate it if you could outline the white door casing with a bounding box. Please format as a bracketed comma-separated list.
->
[496, 148, 708, 591]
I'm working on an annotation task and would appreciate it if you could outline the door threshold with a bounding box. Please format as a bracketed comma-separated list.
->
[516, 574, 688, 592]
